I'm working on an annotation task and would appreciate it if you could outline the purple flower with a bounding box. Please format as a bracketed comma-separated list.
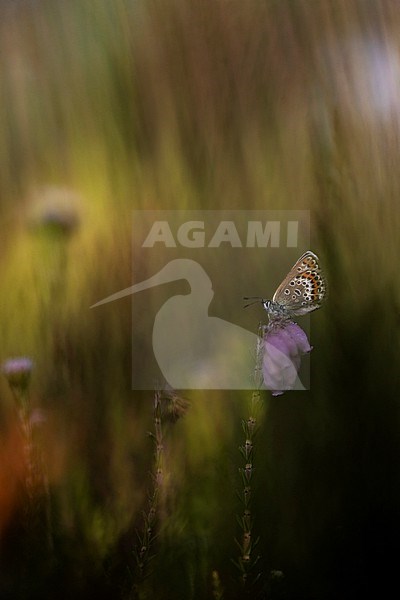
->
[1, 357, 33, 390]
[29, 186, 80, 237]
[262, 322, 312, 396]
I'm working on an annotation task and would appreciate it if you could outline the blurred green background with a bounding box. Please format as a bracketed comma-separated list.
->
[1, 1, 400, 598]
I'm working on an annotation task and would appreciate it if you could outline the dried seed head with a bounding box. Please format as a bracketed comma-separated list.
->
[1, 357, 33, 391]
[162, 390, 190, 423]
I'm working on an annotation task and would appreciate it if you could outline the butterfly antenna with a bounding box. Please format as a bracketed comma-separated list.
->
[243, 296, 263, 309]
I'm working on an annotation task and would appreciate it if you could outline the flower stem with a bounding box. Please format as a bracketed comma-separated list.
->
[234, 323, 265, 595]
[132, 389, 164, 597]
[11, 387, 53, 552]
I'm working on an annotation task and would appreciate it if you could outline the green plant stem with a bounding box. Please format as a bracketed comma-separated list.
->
[132, 389, 164, 597]
[234, 323, 265, 594]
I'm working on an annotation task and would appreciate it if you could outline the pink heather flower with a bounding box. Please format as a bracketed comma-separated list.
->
[1, 357, 33, 390]
[263, 322, 312, 396]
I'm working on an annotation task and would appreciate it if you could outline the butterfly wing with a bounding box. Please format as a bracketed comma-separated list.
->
[272, 251, 327, 316]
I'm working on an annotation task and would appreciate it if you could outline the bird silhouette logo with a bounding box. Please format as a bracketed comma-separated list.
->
[91, 258, 307, 391]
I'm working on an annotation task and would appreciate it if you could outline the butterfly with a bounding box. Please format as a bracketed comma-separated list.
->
[244, 251, 327, 322]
